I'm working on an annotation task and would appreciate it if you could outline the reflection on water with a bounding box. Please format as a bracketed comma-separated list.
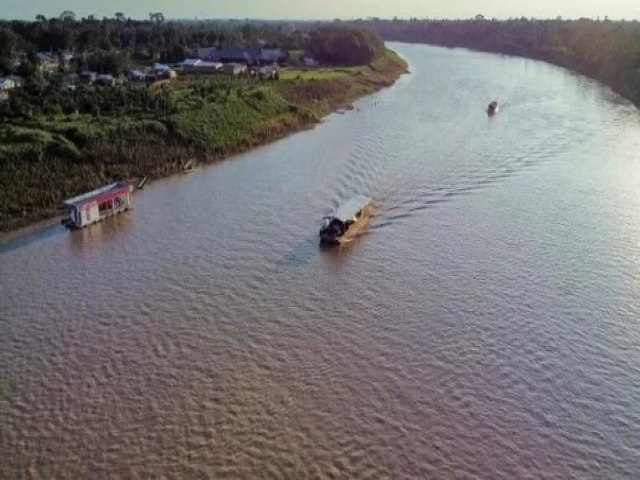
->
[1, 43, 640, 479]
[66, 211, 135, 252]
[0, 223, 66, 255]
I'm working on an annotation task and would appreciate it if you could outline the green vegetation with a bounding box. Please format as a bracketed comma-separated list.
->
[307, 26, 385, 65]
[0, 15, 407, 233]
[0, 15, 310, 70]
[0, 48, 407, 233]
[356, 18, 640, 107]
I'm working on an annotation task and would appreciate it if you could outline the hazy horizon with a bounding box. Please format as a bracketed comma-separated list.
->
[2, 0, 640, 22]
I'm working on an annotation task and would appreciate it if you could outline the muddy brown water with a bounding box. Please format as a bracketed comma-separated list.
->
[1, 43, 639, 479]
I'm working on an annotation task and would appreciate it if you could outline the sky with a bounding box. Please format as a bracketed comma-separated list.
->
[3, 0, 640, 21]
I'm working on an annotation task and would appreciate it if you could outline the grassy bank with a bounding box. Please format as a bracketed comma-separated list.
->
[0, 48, 407, 235]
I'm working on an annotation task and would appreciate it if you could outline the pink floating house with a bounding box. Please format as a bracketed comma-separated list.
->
[63, 182, 132, 229]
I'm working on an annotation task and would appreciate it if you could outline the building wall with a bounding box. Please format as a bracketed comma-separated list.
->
[89, 204, 99, 224]
[0, 79, 15, 91]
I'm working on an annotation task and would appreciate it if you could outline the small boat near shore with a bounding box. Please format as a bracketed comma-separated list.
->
[487, 101, 499, 115]
[319, 195, 372, 245]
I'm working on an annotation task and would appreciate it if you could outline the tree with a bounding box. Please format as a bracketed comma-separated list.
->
[60, 10, 76, 22]
[0, 28, 21, 72]
[115, 12, 126, 22]
[307, 26, 384, 65]
[149, 12, 165, 24]
[35, 14, 47, 22]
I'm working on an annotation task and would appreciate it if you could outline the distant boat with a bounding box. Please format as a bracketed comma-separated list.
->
[487, 101, 499, 115]
[319, 195, 372, 245]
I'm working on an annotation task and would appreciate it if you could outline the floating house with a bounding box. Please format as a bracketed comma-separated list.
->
[63, 182, 132, 229]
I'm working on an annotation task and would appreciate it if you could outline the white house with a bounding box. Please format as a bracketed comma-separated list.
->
[223, 63, 247, 76]
[181, 59, 223, 73]
[97, 74, 116, 86]
[153, 64, 177, 80]
[303, 56, 319, 67]
[0, 78, 16, 91]
[37, 51, 59, 71]
[7, 75, 22, 88]
[129, 69, 147, 82]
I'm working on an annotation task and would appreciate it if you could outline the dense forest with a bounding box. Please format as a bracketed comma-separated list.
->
[307, 26, 384, 66]
[0, 15, 307, 67]
[351, 18, 640, 106]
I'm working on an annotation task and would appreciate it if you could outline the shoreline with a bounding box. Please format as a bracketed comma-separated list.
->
[371, 19, 640, 110]
[0, 49, 408, 240]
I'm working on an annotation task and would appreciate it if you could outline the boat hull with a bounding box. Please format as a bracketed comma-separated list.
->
[319, 213, 370, 246]
[318, 196, 372, 246]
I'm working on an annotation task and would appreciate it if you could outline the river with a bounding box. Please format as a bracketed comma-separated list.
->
[1, 43, 639, 479]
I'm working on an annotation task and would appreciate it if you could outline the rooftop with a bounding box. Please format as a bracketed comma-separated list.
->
[332, 195, 371, 222]
[64, 182, 130, 208]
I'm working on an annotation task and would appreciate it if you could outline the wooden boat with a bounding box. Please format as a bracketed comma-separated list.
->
[319, 195, 372, 245]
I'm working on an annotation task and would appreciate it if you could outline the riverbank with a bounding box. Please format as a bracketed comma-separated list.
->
[0, 48, 407, 236]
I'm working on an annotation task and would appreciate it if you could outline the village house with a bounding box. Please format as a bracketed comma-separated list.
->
[129, 69, 148, 82]
[303, 56, 319, 67]
[37, 51, 59, 71]
[7, 75, 23, 88]
[153, 63, 177, 80]
[96, 74, 116, 86]
[196, 47, 285, 66]
[180, 58, 223, 73]
[0, 77, 16, 91]
[222, 63, 248, 76]
[80, 71, 97, 84]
